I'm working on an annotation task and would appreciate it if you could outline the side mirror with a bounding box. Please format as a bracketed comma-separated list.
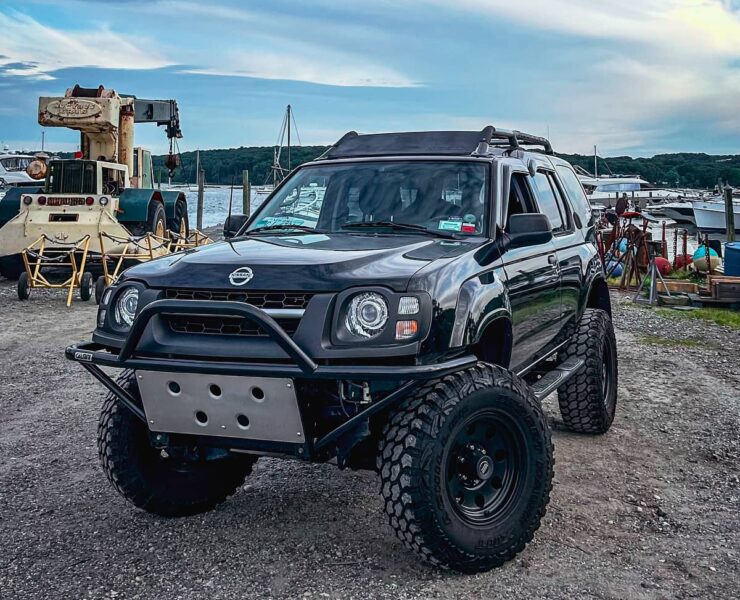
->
[507, 213, 553, 248]
[223, 214, 249, 240]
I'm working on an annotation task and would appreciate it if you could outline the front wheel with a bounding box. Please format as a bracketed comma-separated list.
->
[17, 272, 30, 300]
[98, 370, 256, 517]
[378, 363, 553, 573]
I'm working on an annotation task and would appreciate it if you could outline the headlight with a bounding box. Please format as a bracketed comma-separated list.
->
[345, 292, 388, 338]
[114, 287, 139, 328]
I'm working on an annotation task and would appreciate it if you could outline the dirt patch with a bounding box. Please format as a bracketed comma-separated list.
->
[0, 284, 738, 599]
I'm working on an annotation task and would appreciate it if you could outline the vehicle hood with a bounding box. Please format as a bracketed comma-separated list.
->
[122, 232, 477, 292]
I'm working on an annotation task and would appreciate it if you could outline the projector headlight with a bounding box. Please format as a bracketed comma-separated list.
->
[114, 287, 139, 328]
[345, 292, 388, 338]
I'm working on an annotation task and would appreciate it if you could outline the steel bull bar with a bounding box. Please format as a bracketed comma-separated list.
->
[65, 299, 477, 455]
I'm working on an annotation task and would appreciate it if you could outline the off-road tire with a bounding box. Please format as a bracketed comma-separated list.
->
[556, 308, 618, 434]
[146, 201, 167, 237]
[0, 254, 24, 280]
[94, 276, 107, 305]
[17, 272, 30, 300]
[79, 272, 94, 302]
[168, 199, 189, 238]
[378, 362, 553, 573]
[98, 370, 256, 517]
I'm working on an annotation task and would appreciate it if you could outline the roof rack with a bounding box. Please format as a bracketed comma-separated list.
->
[318, 126, 553, 160]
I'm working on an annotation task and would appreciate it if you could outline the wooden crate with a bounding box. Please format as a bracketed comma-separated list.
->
[656, 280, 699, 294]
[708, 275, 740, 301]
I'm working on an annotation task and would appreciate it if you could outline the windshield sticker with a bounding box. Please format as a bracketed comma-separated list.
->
[461, 223, 477, 233]
[438, 219, 463, 231]
[254, 216, 307, 228]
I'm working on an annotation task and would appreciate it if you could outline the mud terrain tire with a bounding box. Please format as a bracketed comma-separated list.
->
[556, 308, 618, 434]
[98, 370, 256, 517]
[378, 363, 553, 573]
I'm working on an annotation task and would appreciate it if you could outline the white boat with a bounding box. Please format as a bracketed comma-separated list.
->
[645, 200, 696, 225]
[0, 153, 38, 188]
[578, 174, 692, 209]
[692, 197, 740, 232]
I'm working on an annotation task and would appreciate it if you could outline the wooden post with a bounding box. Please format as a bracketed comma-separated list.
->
[725, 185, 736, 242]
[242, 170, 250, 217]
[197, 169, 205, 231]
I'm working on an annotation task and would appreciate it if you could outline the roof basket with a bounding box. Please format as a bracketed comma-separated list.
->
[319, 126, 553, 160]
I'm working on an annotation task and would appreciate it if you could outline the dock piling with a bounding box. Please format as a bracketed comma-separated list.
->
[242, 170, 250, 217]
[197, 168, 205, 231]
[725, 186, 736, 243]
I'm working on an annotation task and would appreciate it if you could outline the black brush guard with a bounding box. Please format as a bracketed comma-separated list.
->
[66, 300, 477, 459]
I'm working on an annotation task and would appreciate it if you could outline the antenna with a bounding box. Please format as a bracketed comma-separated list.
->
[227, 174, 235, 222]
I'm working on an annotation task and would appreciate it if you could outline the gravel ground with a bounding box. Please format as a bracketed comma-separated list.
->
[1, 283, 738, 600]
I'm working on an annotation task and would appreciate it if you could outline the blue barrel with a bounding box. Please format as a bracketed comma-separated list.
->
[726, 242, 740, 277]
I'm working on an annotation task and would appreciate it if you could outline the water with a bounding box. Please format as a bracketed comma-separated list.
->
[177, 186, 270, 229]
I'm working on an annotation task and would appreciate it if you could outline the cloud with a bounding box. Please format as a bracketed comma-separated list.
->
[0, 10, 172, 79]
[183, 50, 420, 88]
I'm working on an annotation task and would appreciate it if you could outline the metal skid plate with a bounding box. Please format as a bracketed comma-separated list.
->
[135, 371, 305, 443]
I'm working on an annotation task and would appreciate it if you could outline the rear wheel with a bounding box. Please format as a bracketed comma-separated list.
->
[98, 370, 256, 517]
[168, 199, 189, 239]
[556, 308, 618, 433]
[378, 363, 553, 573]
[17, 272, 30, 300]
[79, 272, 94, 301]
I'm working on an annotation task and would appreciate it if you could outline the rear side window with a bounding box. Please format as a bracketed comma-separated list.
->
[556, 166, 592, 226]
[531, 171, 565, 231]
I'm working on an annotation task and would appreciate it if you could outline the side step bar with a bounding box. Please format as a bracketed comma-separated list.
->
[530, 357, 585, 401]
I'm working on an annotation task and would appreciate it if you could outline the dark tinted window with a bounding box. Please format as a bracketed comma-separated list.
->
[556, 165, 592, 226]
[531, 171, 564, 230]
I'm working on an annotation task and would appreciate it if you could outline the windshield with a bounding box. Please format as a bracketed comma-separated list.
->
[247, 161, 489, 237]
[0, 156, 32, 172]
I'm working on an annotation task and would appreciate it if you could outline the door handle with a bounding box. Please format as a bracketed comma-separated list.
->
[547, 254, 557, 265]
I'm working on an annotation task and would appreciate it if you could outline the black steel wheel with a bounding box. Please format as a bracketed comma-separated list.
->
[94, 276, 107, 305]
[79, 272, 94, 302]
[378, 363, 553, 573]
[17, 271, 30, 300]
[556, 308, 618, 433]
[98, 370, 257, 517]
[446, 410, 525, 527]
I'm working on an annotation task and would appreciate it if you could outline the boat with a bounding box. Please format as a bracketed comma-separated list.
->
[578, 174, 689, 209]
[645, 200, 696, 225]
[692, 196, 740, 232]
[0, 153, 39, 188]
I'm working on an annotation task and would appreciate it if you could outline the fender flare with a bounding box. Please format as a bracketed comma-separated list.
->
[117, 189, 165, 224]
[159, 190, 187, 223]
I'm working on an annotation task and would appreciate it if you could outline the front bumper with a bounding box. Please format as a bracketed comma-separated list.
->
[67, 299, 477, 459]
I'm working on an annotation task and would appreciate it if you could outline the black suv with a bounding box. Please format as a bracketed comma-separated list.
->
[68, 127, 617, 573]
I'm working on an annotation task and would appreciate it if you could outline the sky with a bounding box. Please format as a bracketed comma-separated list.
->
[1, 0, 740, 157]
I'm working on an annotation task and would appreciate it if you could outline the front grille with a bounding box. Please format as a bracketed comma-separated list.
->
[164, 288, 313, 310]
[165, 315, 300, 337]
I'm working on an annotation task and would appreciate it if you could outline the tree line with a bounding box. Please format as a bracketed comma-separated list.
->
[153, 147, 740, 189]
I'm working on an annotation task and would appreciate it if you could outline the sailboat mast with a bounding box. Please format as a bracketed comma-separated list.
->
[594, 145, 598, 178]
[287, 104, 291, 171]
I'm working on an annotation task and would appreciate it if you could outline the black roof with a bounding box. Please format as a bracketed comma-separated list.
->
[320, 126, 553, 159]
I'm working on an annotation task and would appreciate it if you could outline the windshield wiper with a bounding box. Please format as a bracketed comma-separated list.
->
[247, 224, 324, 235]
[340, 221, 458, 239]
